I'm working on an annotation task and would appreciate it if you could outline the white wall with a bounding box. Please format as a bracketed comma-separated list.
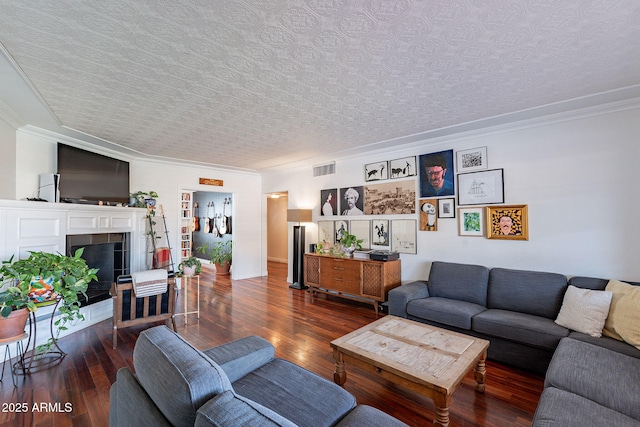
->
[0, 117, 17, 199]
[263, 103, 640, 281]
[9, 127, 263, 280]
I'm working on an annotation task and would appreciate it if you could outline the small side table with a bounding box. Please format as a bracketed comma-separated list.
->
[181, 274, 200, 324]
[0, 332, 28, 387]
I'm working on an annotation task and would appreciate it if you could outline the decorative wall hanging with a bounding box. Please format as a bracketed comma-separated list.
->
[438, 198, 455, 218]
[456, 147, 488, 172]
[391, 219, 417, 254]
[389, 156, 416, 179]
[320, 188, 337, 216]
[364, 161, 388, 182]
[334, 220, 349, 243]
[486, 204, 529, 240]
[419, 199, 438, 231]
[458, 207, 484, 236]
[339, 186, 364, 216]
[349, 220, 371, 250]
[371, 219, 390, 247]
[419, 149, 455, 197]
[457, 168, 504, 206]
[318, 221, 334, 244]
[364, 180, 416, 215]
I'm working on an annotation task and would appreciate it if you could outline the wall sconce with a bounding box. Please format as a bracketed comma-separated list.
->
[287, 209, 313, 290]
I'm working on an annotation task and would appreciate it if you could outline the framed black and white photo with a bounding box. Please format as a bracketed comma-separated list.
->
[456, 146, 487, 172]
[391, 219, 417, 254]
[318, 221, 334, 244]
[457, 168, 504, 206]
[364, 161, 388, 182]
[334, 220, 349, 243]
[339, 186, 365, 215]
[438, 198, 455, 218]
[364, 180, 416, 215]
[371, 219, 389, 247]
[389, 156, 416, 179]
[350, 220, 371, 249]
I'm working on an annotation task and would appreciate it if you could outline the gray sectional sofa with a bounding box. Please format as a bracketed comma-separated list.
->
[109, 325, 407, 427]
[388, 261, 640, 425]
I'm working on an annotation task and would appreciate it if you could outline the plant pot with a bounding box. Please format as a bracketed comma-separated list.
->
[182, 265, 197, 276]
[214, 262, 231, 275]
[0, 308, 29, 341]
[28, 276, 57, 303]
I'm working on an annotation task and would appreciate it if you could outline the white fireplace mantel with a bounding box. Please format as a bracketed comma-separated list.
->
[0, 199, 149, 349]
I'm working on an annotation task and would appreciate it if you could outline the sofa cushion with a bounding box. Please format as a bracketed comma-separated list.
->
[427, 261, 489, 306]
[204, 335, 275, 382]
[472, 309, 569, 350]
[554, 285, 612, 337]
[545, 337, 640, 421]
[336, 405, 409, 427]
[133, 326, 233, 427]
[233, 358, 356, 427]
[568, 331, 640, 359]
[487, 268, 567, 318]
[533, 387, 640, 427]
[603, 279, 640, 350]
[567, 276, 609, 291]
[194, 390, 297, 427]
[407, 297, 486, 330]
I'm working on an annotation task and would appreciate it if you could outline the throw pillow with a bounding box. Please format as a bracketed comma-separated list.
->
[603, 279, 640, 350]
[554, 285, 612, 337]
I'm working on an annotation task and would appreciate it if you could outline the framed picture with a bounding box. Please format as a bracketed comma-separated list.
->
[419, 199, 438, 231]
[438, 198, 455, 218]
[334, 220, 349, 243]
[457, 168, 504, 206]
[350, 220, 371, 249]
[318, 221, 334, 244]
[320, 188, 337, 216]
[486, 204, 529, 240]
[364, 161, 388, 182]
[419, 149, 455, 197]
[456, 146, 488, 172]
[364, 180, 416, 215]
[458, 207, 484, 236]
[339, 186, 365, 216]
[389, 156, 417, 179]
[371, 219, 389, 247]
[391, 220, 417, 254]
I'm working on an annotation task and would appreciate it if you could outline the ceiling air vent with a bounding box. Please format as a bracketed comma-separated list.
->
[313, 162, 336, 177]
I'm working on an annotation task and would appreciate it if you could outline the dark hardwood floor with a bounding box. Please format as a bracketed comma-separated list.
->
[0, 262, 544, 426]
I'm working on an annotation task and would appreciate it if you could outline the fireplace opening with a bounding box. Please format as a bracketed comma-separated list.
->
[67, 233, 130, 306]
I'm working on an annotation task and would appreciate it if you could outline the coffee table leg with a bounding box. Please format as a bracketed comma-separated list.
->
[474, 350, 487, 393]
[333, 348, 346, 386]
[433, 394, 450, 427]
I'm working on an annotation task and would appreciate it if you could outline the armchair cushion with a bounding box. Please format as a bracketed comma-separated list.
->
[133, 326, 233, 427]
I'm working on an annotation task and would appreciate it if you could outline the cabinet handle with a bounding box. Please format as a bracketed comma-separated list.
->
[333, 266, 344, 271]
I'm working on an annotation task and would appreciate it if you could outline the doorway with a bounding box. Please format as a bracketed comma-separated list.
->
[266, 192, 288, 277]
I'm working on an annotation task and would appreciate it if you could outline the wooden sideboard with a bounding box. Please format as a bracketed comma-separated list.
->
[304, 253, 401, 313]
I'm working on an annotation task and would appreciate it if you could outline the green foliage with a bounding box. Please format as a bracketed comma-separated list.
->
[0, 249, 99, 347]
[338, 232, 363, 250]
[131, 191, 158, 208]
[198, 240, 232, 266]
[464, 212, 481, 232]
[178, 256, 202, 275]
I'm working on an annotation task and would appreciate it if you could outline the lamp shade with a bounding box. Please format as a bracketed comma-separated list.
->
[287, 209, 312, 223]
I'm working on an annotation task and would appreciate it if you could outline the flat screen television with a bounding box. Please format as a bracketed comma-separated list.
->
[57, 143, 130, 204]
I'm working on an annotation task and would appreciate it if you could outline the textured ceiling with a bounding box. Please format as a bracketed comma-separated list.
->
[1, 0, 639, 171]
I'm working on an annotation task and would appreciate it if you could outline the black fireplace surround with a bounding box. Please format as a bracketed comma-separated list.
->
[66, 233, 130, 306]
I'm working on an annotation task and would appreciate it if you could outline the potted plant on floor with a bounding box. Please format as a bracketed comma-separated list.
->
[178, 256, 201, 277]
[0, 248, 99, 348]
[198, 240, 232, 275]
[0, 279, 36, 340]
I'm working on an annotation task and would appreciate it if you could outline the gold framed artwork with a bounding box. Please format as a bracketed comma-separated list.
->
[486, 205, 529, 240]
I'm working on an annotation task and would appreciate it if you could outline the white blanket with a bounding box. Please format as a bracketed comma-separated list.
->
[131, 269, 168, 298]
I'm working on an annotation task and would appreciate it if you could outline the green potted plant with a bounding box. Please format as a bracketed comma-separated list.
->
[0, 248, 99, 348]
[178, 256, 201, 276]
[0, 278, 37, 340]
[338, 232, 363, 256]
[130, 191, 158, 208]
[198, 240, 232, 275]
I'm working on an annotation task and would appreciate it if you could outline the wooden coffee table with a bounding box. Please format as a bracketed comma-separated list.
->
[330, 316, 489, 427]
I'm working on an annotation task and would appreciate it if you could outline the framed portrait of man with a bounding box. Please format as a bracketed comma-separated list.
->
[419, 149, 455, 198]
[486, 205, 529, 240]
[339, 186, 364, 216]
